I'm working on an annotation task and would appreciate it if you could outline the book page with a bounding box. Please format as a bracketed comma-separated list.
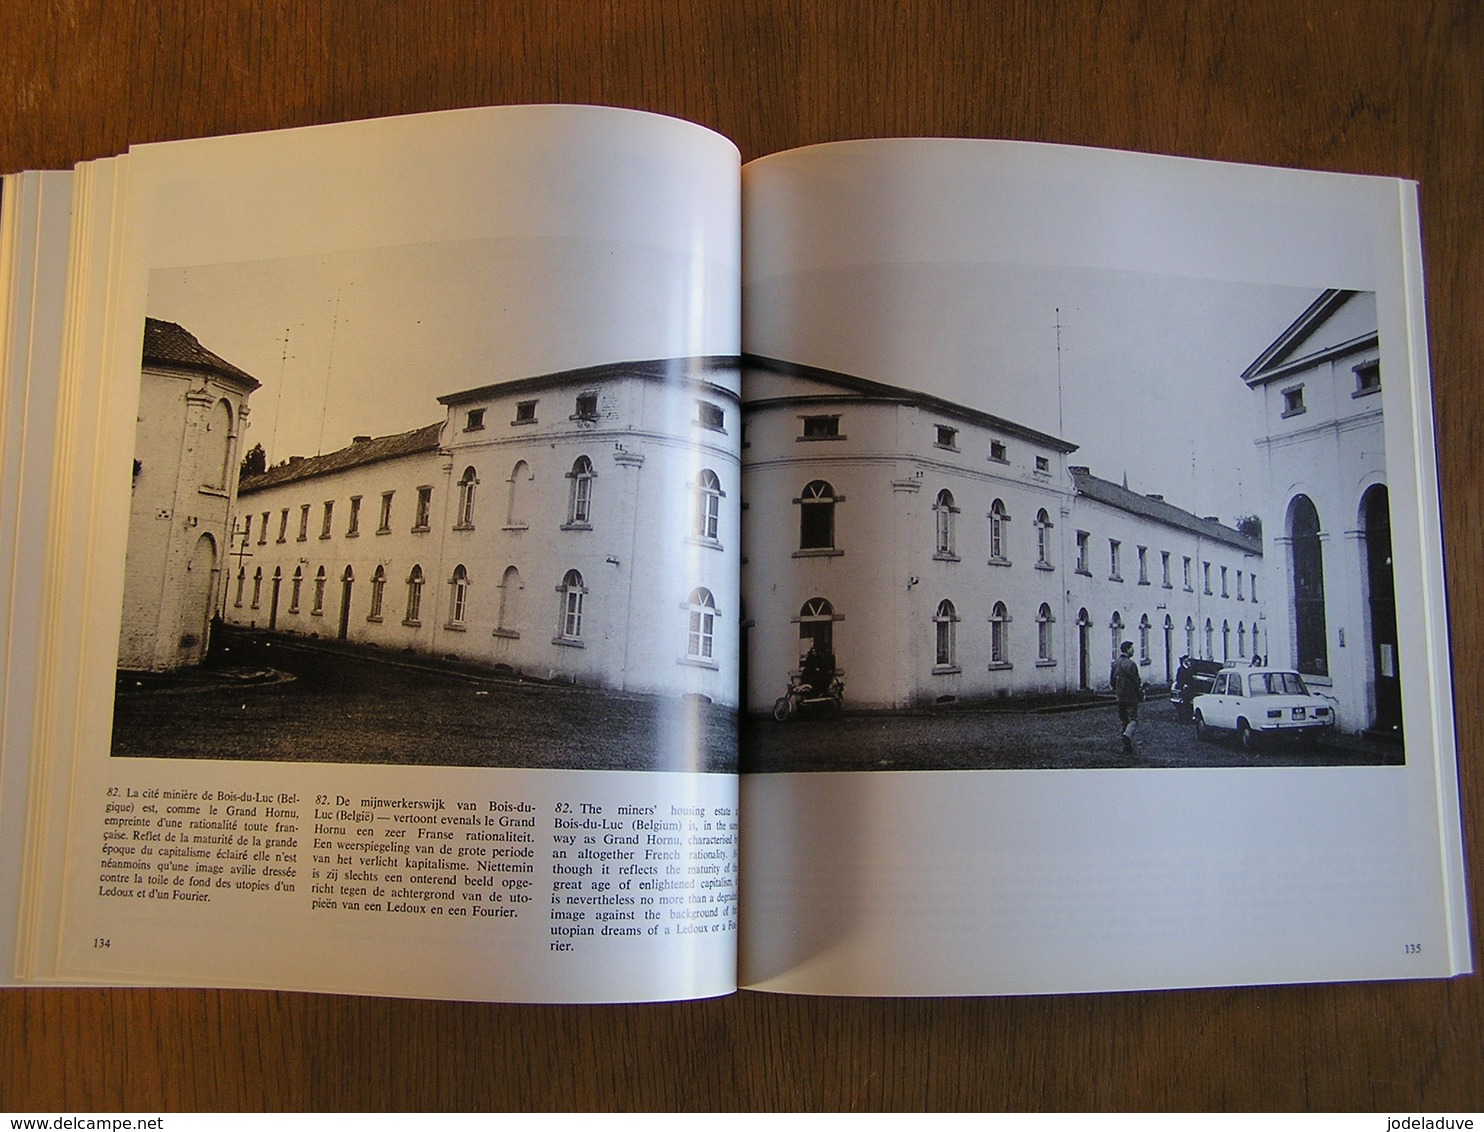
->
[21, 106, 741, 1002]
[738, 139, 1468, 995]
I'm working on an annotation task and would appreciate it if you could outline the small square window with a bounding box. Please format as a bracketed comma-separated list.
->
[1353, 360, 1381, 397]
[697, 401, 725, 431]
[1282, 386, 1306, 417]
[465, 408, 486, 431]
[989, 439, 1007, 461]
[574, 393, 598, 420]
[1034, 455, 1050, 473]
[935, 425, 958, 450]
[513, 400, 538, 425]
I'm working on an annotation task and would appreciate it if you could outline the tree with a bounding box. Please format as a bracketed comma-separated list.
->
[1235, 514, 1263, 541]
[240, 442, 266, 478]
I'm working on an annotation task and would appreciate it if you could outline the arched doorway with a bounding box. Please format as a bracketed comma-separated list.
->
[180, 533, 218, 667]
[1288, 494, 1328, 676]
[1362, 485, 1401, 732]
[339, 565, 355, 640]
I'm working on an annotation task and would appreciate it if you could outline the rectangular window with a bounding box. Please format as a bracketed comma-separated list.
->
[989, 439, 1007, 462]
[935, 424, 958, 450]
[1137, 546, 1148, 584]
[258, 512, 269, 545]
[513, 400, 537, 425]
[1034, 455, 1050, 473]
[1353, 360, 1381, 396]
[1250, 575, 1258, 602]
[464, 408, 485, 431]
[1109, 539, 1122, 580]
[1075, 531, 1090, 575]
[413, 486, 432, 531]
[242, 515, 252, 545]
[574, 393, 598, 420]
[1221, 565, 1229, 597]
[1203, 561, 1212, 594]
[297, 504, 310, 542]
[277, 508, 289, 543]
[378, 491, 394, 534]
[801, 415, 840, 439]
[1237, 570, 1245, 600]
[320, 501, 334, 539]
[696, 401, 725, 431]
[1161, 550, 1171, 587]
[347, 496, 361, 537]
[1282, 385, 1306, 417]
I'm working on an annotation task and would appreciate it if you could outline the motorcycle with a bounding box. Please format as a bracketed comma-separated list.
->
[771, 672, 844, 721]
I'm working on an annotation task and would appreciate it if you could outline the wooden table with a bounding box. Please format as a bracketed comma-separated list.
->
[1, 0, 1479, 1111]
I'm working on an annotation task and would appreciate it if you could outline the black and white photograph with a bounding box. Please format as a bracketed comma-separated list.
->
[109, 243, 741, 774]
[740, 264, 1402, 772]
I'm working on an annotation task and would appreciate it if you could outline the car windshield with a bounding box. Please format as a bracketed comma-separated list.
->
[1248, 672, 1309, 697]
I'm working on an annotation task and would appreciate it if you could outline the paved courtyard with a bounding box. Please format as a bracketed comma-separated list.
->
[741, 695, 1404, 772]
[111, 628, 737, 773]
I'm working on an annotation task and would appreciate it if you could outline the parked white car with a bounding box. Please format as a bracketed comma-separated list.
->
[1191, 667, 1336, 750]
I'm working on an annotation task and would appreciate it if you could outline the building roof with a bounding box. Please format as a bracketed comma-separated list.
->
[142, 318, 262, 391]
[741, 354, 1079, 455]
[438, 355, 741, 407]
[1069, 468, 1261, 555]
[238, 422, 443, 494]
[1240, 289, 1377, 388]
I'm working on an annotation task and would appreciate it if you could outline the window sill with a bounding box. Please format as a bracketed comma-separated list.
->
[797, 435, 846, 442]
[452, 523, 475, 532]
[346, 531, 359, 539]
[444, 623, 467, 632]
[492, 628, 520, 640]
[1074, 567, 1091, 577]
[502, 523, 529, 532]
[276, 538, 287, 545]
[552, 636, 585, 649]
[366, 615, 383, 624]
[376, 527, 391, 536]
[933, 552, 960, 563]
[987, 556, 1011, 568]
[1034, 561, 1054, 571]
[679, 656, 719, 670]
[686, 536, 724, 551]
[1035, 659, 1057, 668]
[560, 523, 592, 532]
[402, 619, 421, 628]
[1280, 406, 1307, 419]
[1109, 574, 1123, 583]
[793, 548, 843, 558]
[931, 664, 961, 676]
[987, 661, 1013, 671]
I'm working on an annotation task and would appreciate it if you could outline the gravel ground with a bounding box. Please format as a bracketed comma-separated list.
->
[740, 695, 1404, 772]
[111, 629, 737, 773]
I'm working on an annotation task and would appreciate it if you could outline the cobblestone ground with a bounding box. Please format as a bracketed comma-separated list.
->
[111, 630, 736, 773]
[740, 695, 1404, 772]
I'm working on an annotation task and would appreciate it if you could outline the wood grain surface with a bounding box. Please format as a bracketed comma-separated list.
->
[1, 0, 1480, 1112]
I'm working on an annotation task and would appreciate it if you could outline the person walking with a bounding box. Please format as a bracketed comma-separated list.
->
[1110, 640, 1143, 757]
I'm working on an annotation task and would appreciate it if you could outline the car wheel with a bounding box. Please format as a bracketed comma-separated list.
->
[1194, 712, 1211, 742]
[1238, 721, 1258, 754]
[771, 697, 791, 723]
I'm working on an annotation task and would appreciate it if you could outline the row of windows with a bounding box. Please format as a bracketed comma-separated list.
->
[233, 562, 721, 663]
[242, 462, 727, 547]
[794, 413, 1052, 475]
[461, 394, 726, 433]
[1072, 529, 1257, 600]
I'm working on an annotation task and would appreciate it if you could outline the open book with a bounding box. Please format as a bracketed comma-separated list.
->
[0, 105, 1469, 1001]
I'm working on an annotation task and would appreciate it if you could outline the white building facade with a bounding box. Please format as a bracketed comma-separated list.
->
[741, 358, 1263, 713]
[1243, 289, 1395, 736]
[118, 319, 259, 671]
[227, 357, 741, 708]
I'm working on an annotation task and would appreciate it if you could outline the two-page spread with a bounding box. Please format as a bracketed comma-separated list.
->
[0, 105, 1470, 1001]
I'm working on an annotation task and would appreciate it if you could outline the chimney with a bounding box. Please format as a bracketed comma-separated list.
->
[1146, 494, 1164, 502]
[1203, 515, 1220, 524]
[353, 435, 372, 444]
[287, 455, 304, 465]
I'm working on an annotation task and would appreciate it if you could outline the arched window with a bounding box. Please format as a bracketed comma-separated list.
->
[988, 499, 1009, 562]
[1204, 618, 1214, 659]
[1238, 621, 1246, 658]
[933, 490, 958, 559]
[1139, 614, 1151, 663]
[1289, 494, 1328, 675]
[1222, 620, 1231, 662]
[290, 565, 304, 613]
[989, 601, 1011, 666]
[455, 466, 478, 528]
[368, 566, 386, 621]
[1109, 611, 1124, 658]
[1034, 508, 1053, 567]
[234, 567, 245, 608]
[566, 456, 594, 527]
[312, 566, 327, 615]
[686, 588, 717, 661]
[203, 398, 233, 490]
[1037, 603, 1055, 663]
[405, 565, 425, 626]
[448, 565, 469, 626]
[495, 565, 522, 637]
[557, 569, 586, 641]
[695, 469, 723, 542]
[933, 599, 958, 667]
[797, 480, 837, 551]
[505, 460, 531, 529]
[251, 567, 263, 609]
[795, 596, 837, 654]
[1185, 616, 1195, 658]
